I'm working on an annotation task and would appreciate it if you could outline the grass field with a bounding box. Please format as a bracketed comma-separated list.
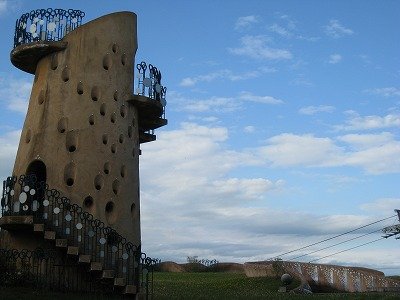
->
[1, 272, 399, 299]
[153, 272, 400, 300]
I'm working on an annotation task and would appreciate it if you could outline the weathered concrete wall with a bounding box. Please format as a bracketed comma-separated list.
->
[11, 12, 141, 245]
[244, 261, 400, 292]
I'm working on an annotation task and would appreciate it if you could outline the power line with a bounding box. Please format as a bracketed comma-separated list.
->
[288, 228, 382, 261]
[269, 214, 396, 260]
[308, 237, 386, 263]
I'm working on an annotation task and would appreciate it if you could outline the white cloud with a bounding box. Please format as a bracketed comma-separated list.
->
[343, 140, 400, 174]
[366, 87, 400, 97]
[0, 130, 20, 179]
[179, 69, 263, 87]
[258, 133, 343, 167]
[235, 15, 259, 30]
[291, 74, 313, 87]
[325, 19, 354, 38]
[337, 113, 400, 131]
[329, 54, 342, 64]
[256, 132, 400, 174]
[337, 132, 395, 150]
[229, 35, 293, 60]
[360, 198, 400, 216]
[239, 91, 284, 104]
[268, 23, 292, 37]
[0, 0, 7, 14]
[299, 105, 335, 115]
[244, 125, 255, 133]
[175, 92, 284, 113]
[179, 96, 240, 113]
[0, 75, 33, 114]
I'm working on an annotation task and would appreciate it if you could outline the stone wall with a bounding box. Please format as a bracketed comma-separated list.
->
[244, 261, 400, 292]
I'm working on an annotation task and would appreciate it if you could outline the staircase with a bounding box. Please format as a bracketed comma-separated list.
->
[0, 174, 154, 298]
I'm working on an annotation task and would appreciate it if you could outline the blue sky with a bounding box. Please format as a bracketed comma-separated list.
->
[0, 1, 399, 274]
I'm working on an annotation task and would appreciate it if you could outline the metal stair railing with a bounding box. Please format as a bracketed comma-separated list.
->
[1, 174, 155, 296]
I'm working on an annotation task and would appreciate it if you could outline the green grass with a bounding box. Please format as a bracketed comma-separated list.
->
[1, 273, 399, 299]
[153, 272, 400, 300]
[0, 287, 122, 300]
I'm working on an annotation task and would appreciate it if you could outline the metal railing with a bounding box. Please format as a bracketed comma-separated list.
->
[1, 174, 156, 297]
[14, 8, 85, 48]
[135, 61, 167, 119]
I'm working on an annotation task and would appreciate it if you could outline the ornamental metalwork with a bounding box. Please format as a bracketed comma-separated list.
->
[0, 174, 156, 297]
[382, 209, 400, 239]
[135, 61, 167, 111]
[14, 9, 85, 48]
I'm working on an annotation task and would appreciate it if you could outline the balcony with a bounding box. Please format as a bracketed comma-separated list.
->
[128, 61, 168, 143]
[11, 8, 85, 73]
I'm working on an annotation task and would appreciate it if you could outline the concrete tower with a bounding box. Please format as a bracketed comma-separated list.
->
[8, 11, 166, 246]
[0, 10, 166, 295]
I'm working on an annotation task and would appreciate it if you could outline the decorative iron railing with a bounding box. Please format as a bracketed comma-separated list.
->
[0, 247, 110, 293]
[14, 8, 85, 48]
[135, 61, 167, 118]
[1, 174, 155, 297]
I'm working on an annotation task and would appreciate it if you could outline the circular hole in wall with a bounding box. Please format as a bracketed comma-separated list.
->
[112, 43, 118, 53]
[128, 126, 133, 138]
[64, 162, 76, 187]
[120, 165, 126, 178]
[121, 53, 127, 66]
[113, 90, 119, 101]
[57, 117, 68, 133]
[105, 201, 114, 213]
[38, 90, 45, 105]
[100, 103, 106, 116]
[77, 81, 84, 95]
[105, 201, 117, 224]
[112, 179, 120, 195]
[119, 134, 124, 144]
[51, 53, 58, 70]
[61, 66, 70, 82]
[91, 86, 100, 101]
[83, 196, 94, 208]
[66, 131, 78, 153]
[25, 129, 31, 143]
[110, 112, 116, 124]
[130, 203, 136, 214]
[120, 105, 127, 118]
[89, 115, 95, 126]
[104, 162, 110, 175]
[102, 134, 108, 145]
[103, 53, 111, 70]
[111, 144, 117, 154]
[94, 174, 104, 191]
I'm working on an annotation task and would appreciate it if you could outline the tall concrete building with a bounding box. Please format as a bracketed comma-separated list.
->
[0, 9, 166, 296]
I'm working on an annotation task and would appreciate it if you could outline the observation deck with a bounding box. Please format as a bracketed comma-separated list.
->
[10, 9, 167, 144]
[11, 8, 84, 74]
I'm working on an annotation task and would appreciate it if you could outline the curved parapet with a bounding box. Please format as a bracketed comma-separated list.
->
[244, 261, 400, 293]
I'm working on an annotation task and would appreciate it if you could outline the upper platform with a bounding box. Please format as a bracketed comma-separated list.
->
[11, 8, 85, 73]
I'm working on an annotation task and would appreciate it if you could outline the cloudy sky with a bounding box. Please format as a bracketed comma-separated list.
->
[0, 1, 399, 274]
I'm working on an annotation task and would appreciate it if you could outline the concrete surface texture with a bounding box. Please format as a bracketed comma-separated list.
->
[11, 12, 142, 245]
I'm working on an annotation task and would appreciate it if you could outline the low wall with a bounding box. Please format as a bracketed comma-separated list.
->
[244, 261, 400, 293]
